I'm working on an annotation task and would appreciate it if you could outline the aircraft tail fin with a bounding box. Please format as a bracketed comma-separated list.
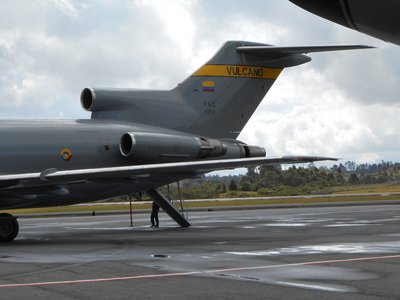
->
[173, 41, 371, 138]
[84, 41, 371, 139]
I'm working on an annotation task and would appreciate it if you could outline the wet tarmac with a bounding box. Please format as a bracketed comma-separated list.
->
[1, 204, 400, 299]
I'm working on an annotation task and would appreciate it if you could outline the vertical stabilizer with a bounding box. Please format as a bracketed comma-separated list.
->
[84, 41, 370, 139]
[173, 41, 310, 139]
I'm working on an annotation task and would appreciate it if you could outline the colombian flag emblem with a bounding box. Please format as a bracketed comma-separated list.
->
[202, 81, 215, 92]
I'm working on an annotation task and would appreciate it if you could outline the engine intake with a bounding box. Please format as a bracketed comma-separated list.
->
[80, 88, 131, 112]
[80, 88, 95, 111]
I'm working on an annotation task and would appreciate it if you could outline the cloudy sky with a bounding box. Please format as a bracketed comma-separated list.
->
[1, 0, 400, 164]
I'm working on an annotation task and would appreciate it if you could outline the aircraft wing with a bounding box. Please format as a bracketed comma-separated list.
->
[0, 156, 336, 188]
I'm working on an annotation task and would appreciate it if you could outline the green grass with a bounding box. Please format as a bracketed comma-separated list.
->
[332, 183, 400, 194]
[5, 192, 400, 216]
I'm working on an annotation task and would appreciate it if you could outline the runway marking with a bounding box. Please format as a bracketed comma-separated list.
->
[0, 254, 399, 289]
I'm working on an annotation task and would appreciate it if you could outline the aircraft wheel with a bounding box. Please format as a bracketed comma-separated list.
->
[0, 213, 19, 242]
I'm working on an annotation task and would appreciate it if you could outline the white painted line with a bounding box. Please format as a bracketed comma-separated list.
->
[0, 254, 399, 289]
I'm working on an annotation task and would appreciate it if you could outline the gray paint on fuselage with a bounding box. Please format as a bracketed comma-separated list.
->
[0, 118, 218, 210]
[0, 119, 196, 175]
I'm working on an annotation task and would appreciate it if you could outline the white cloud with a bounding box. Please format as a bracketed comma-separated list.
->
[50, 0, 90, 17]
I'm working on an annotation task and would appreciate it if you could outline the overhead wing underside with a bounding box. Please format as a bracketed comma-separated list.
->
[0, 156, 336, 189]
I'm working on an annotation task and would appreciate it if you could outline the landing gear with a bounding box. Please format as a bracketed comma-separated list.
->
[0, 213, 19, 242]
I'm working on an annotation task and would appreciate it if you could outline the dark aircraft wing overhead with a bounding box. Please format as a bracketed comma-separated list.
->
[289, 0, 400, 46]
[0, 156, 337, 188]
[237, 45, 373, 55]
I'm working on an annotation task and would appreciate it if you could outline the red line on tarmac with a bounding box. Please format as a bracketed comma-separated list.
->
[0, 254, 399, 289]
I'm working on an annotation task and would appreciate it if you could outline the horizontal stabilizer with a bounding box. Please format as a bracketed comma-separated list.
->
[237, 45, 374, 55]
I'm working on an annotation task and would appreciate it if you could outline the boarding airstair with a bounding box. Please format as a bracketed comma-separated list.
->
[147, 181, 191, 227]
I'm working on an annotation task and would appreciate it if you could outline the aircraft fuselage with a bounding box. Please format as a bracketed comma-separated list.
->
[0, 119, 194, 173]
[0, 119, 194, 209]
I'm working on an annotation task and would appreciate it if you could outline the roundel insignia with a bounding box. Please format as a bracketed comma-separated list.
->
[60, 148, 73, 161]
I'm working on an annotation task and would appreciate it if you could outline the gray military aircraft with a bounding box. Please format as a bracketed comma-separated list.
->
[0, 41, 370, 242]
[290, 0, 400, 45]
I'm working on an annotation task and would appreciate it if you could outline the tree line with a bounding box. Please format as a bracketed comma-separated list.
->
[174, 161, 400, 198]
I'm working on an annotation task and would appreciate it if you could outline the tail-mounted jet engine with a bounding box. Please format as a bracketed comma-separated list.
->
[120, 132, 227, 162]
[81, 88, 266, 163]
[119, 132, 266, 163]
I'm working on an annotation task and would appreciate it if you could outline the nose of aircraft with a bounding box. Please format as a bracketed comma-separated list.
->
[289, 0, 351, 28]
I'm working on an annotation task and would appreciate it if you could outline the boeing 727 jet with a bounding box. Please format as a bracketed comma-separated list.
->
[0, 41, 371, 242]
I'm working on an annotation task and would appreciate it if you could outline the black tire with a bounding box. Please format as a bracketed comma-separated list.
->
[0, 213, 19, 242]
